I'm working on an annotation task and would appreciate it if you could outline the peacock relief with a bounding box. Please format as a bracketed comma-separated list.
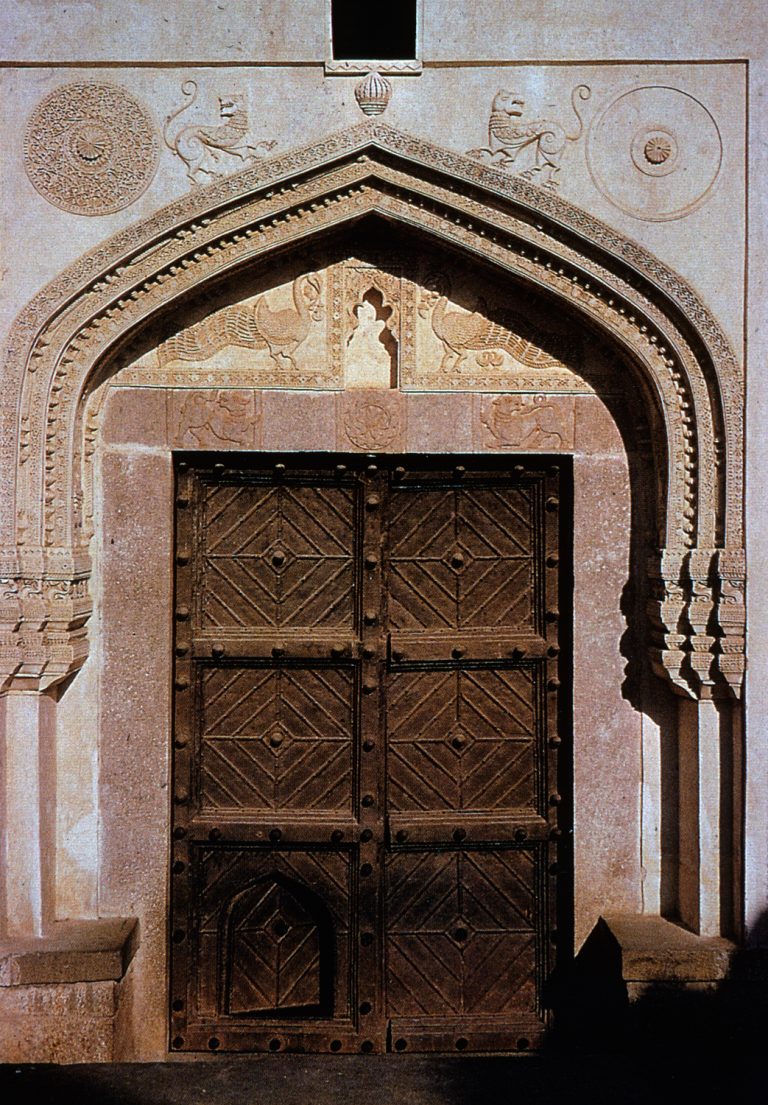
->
[156, 273, 323, 370]
[418, 272, 574, 373]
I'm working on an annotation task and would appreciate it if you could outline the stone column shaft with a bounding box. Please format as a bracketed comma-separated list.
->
[1, 691, 56, 936]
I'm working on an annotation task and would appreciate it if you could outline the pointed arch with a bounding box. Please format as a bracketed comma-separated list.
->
[0, 121, 743, 695]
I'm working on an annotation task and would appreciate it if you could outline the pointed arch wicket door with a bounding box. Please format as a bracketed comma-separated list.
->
[170, 454, 567, 1053]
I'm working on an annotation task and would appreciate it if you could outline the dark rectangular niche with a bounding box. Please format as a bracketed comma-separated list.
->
[331, 0, 417, 60]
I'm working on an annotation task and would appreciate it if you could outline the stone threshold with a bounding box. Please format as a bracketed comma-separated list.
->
[601, 913, 736, 982]
[0, 917, 138, 987]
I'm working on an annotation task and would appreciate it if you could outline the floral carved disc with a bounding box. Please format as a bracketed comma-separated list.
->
[24, 82, 159, 216]
[343, 399, 400, 450]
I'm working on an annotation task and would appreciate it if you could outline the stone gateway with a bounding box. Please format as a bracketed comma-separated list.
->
[0, 0, 764, 1070]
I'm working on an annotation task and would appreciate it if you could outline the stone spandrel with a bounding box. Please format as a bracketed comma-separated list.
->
[0, 60, 746, 356]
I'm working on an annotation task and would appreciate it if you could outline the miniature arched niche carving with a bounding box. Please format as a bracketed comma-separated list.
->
[346, 287, 399, 387]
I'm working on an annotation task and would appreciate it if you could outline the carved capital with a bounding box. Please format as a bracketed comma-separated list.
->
[647, 546, 746, 699]
[0, 551, 92, 692]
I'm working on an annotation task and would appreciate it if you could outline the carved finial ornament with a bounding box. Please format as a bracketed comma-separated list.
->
[354, 72, 393, 116]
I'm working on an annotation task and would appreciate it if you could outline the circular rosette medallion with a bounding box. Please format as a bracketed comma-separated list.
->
[24, 82, 159, 216]
[343, 399, 400, 450]
[586, 85, 722, 222]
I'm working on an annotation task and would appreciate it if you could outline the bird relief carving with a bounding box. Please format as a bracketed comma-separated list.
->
[466, 84, 591, 189]
[417, 272, 574, 375]
[155, 273, 324, 377]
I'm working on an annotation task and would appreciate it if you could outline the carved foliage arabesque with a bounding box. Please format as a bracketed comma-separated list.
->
[0, 123, 743, 695]
[24, 82, 159, 216]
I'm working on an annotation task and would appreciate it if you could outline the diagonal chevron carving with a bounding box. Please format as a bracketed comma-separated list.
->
[201, 666, 354, 811]
[201, 482, 355, 628]
[387, 667, 537, 812]
[387, 485, 535, 630]
[385, 850, 537, 1016]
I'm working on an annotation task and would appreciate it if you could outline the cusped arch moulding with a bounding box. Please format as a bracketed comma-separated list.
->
[0, 121, 744, 697]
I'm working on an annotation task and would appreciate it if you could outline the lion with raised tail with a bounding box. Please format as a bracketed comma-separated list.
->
[467, 84, 591, 189]
[164, 80, 276, 186]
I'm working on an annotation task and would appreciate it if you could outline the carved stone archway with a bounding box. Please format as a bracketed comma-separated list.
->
[0, 122, 744, 699]
[0, 124, 744, 957]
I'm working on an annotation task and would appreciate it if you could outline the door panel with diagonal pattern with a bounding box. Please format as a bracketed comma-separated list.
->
[170, 455, 566, 1054]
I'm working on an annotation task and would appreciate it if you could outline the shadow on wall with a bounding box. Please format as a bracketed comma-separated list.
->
[548, 913, 768, 1060]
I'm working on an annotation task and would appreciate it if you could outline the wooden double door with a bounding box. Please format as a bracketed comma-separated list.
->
[170, 454, 567, 1053]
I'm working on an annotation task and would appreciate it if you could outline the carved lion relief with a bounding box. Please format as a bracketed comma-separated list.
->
[171, 390, 260, 449]
[480, 395, 576, 450]
[467, 85, 591, 189]
[164, 81, 277, 186]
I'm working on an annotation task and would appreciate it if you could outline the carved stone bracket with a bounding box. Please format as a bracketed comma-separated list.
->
[0, 547, 91, 692]
[713, 548, 746, 697]
[647, 546, 746, 699]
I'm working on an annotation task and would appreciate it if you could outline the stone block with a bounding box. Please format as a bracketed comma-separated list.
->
[602, 913, 735, 982]
[0, 918, 138, 987]
[261, 390, 337, 451]
[102, 387, 168, 447]
[0, 981, 116, 1062]
[405, 392, 474, 452]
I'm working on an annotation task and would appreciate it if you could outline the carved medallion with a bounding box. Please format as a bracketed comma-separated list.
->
[341, 395, 403, 450]
[587, 86, 722, 221]
[24, 82, 159, 216]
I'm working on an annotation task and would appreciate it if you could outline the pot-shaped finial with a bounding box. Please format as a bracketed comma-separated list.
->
[354, 71, 393, 117]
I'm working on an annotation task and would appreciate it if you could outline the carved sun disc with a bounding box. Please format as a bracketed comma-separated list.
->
[587, 86, 722, 221]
